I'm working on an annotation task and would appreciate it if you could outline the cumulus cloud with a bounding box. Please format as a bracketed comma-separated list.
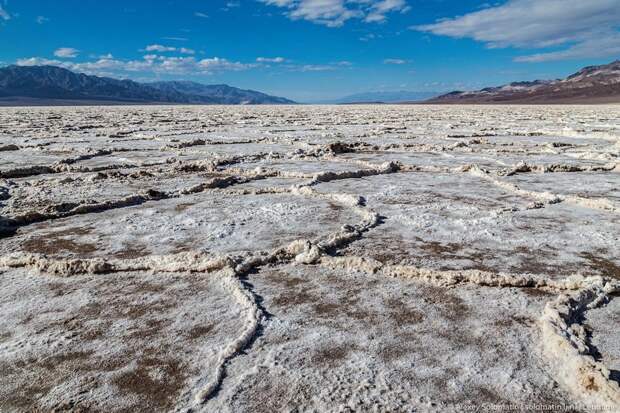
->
[296, 64, 337, 72]
[198, 57, 251, 71]
[17, 55, 255, 77]
[36, 16, 50, 24]
[17, 56, 150, 75]
[259, 0, 409, 27]
[415, 0, 620, 62]
[271, 61, 350, 72]
[222, 2, 241, 11]
[360, 33, 380, 42]
[145, 44, 176, 52]
[383, 58, 408, 64]
[256, 56, 286, 63]
[515, 32, 620, 62]
[0, 5, 10, 21]
[54, 48, 79, 58]
[16, 53, 347, 79]
[16, 57, 62, 66]
[144, 44, 195, 54]
[365, 0, 409, 23]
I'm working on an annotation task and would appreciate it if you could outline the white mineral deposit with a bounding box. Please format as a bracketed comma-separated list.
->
[0, 104, 618, 412]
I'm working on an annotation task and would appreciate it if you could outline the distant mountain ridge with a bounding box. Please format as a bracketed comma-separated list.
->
[428, 60, 620, 104]
[0, 65, 295, 105]
[330, 90, 439, 104]
[147, 80, 293, 104]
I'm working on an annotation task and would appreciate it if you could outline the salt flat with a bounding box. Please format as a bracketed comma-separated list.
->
[0, 105, 618, 412]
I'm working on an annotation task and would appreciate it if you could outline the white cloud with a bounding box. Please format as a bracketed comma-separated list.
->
[199, 57, 250, 71]
[259, 0, 409, 27]
[222, 2, 241, 10]
[194, 12, 209, 18]
[415, 0, 620, 62]
[17, 57, 63, 67]
[296, 64, 337, 72]
[360, 33, 380, 42]
[0, 5, 10, 21]
[515, 32, 620, 62]
[383, 58, 408, 65]
[36, 16, 50, 24]
[162, 37, 188, 41]
[145, 44, 176, 52]
[16, 55, 256, 77]
[256, 56, 286, 63]
[54, 48, 79, 58]
[365, 0, 409, 23]
[287, 0, 361, 27]
[144, 44, 195, 54]
[258, 60, 350, 72]
[17, 57, 148, 74]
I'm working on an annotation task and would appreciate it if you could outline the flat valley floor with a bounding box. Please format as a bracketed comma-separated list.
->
[0, 105, 619, 412]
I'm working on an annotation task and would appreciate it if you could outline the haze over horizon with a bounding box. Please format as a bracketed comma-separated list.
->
[1, 0, 619, 102]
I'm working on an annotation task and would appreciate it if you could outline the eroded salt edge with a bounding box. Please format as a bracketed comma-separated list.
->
[1, 140, 618, 410]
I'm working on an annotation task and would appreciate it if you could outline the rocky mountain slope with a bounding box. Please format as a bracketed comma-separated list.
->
[428, 60, 620, 104]
[147, 81, 294, 104]
[0, 65, 294, 105]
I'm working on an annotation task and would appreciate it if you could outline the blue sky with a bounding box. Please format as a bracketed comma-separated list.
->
[1, 0, 619, 101]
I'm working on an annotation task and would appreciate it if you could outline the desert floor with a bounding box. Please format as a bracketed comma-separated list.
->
[0, 105, 618, 412]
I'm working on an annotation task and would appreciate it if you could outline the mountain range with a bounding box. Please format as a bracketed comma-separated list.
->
[1, 61, 619, 106]
[0, 65, 295, 105]
[328, 91, 439, 104]
[428, 60, 620, 104]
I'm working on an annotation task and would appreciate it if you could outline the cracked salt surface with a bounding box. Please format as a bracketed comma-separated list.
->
[0, 104, 618, 412]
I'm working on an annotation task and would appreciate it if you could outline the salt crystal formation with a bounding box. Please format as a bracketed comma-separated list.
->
[0, 105, 618, 412]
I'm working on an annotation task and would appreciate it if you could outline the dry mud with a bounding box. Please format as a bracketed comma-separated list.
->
[0, 104, 619, 412]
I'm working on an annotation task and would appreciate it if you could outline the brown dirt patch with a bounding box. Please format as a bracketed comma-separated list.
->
[264, 270, 309, 289]
[378, 343, 416, 363]
[419, 241, 463, 256]
[272, 289, 318, 308]
[187, 324, 215, 340]
[311, 344, 354, 366]
[112, 357, 186, 411]
[385, 298, 424, 325]
[580, 252, 620, 280]
[22, 226, 97, 256]
[113, 244, 149, 259]
[418, 284, 471, 321]
[38, 351, 95, 371]
[312, 302, 341, 317]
